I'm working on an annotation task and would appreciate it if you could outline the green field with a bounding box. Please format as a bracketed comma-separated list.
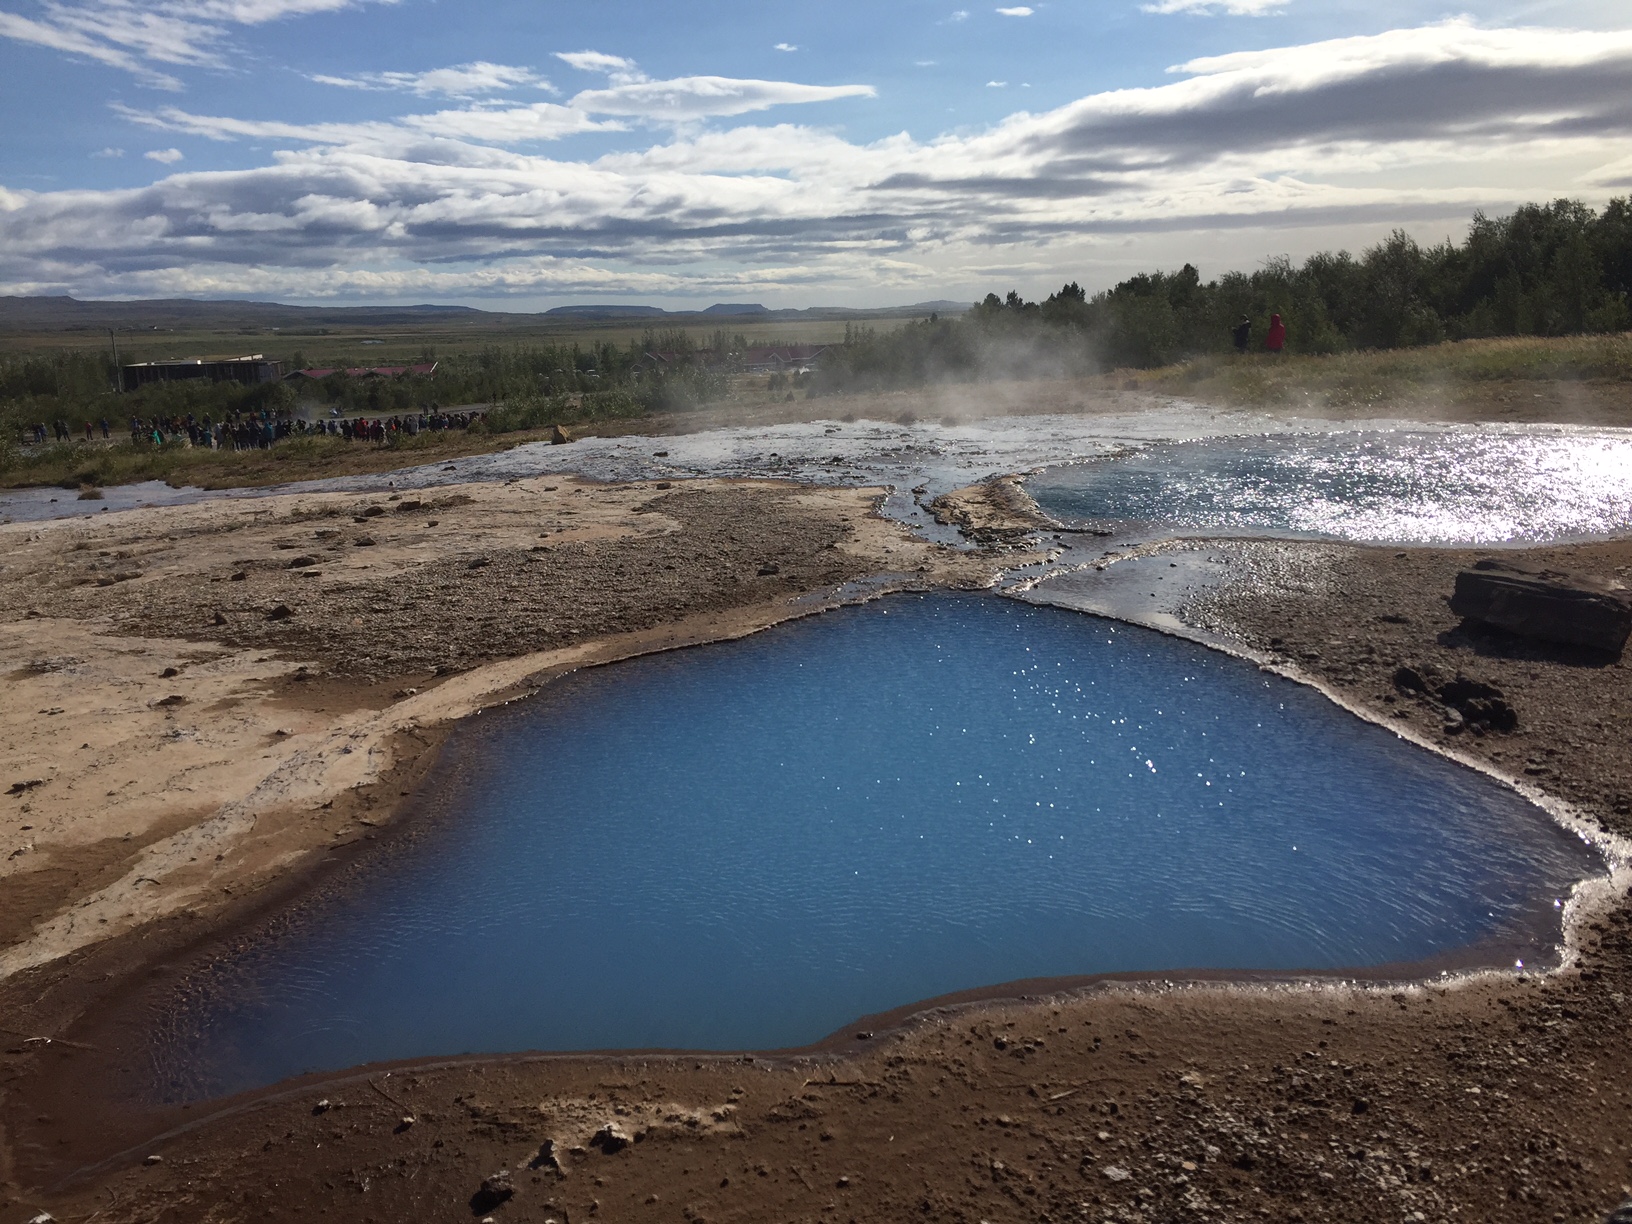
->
[1128, 331, 1632, 410]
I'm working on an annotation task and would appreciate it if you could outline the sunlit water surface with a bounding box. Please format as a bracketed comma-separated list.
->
[1027, 431, 1632, 543]
[160, 595, 1600, 1100]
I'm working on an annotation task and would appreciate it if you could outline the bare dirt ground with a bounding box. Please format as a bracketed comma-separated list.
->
[2, 447, 1632, 1224]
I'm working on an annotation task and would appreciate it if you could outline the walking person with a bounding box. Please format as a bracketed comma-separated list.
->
[1231, 315, 1252, 353]
[1266, 312, 1287, 354]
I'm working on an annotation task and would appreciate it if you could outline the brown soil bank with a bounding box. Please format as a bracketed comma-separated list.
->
[4, 508, 1632, 1223]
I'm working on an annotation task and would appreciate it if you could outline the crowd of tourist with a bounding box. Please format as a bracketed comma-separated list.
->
[20, 408, 488, 452]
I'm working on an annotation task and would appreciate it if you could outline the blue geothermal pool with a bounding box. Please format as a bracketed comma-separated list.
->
[1027, 430, 1632, 543]
[162, 594, 1600, 1099]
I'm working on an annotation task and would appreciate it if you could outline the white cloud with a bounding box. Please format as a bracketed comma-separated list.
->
[91, 146, 125, 157]
[774, 42, 797, 52]
[555, 50, 648, 86]
[0, 8, 182, 87]
[1142, 0, 1283, 14]
[312, 62, 553, 98]
[8, 20, 1632, 302]
[948, 9, 969, 20]
[0, 0, 396, 85]
[569, 76, 876, 119]
[986, 80, 1007, 87]
[117, 66, 876, 148]
[143, 146, 183, 162]
[117, 100, 612, 147]
[996, 6, 1033, 15]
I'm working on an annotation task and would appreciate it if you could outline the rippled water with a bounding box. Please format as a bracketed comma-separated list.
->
[1027, 430, 1632, 543]
[160, 594, 1599, 1100]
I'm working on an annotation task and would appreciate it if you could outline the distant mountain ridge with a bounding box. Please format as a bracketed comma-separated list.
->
[0, 295, 971, 333]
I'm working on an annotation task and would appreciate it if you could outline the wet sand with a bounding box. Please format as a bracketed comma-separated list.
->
[3, 437, 1632, 1222]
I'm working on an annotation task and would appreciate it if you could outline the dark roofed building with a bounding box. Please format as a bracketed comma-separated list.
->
[121, 354, 283, 393]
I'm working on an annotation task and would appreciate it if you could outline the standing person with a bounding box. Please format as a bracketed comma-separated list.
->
[1266, 312, 1287, 354]
[1231, 316, 1252, 353]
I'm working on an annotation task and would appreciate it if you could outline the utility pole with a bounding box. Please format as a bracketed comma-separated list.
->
[109, 328, 123, 393]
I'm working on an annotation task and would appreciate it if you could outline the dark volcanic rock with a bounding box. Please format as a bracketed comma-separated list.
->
[1438, 675, 1518, 732]
[1450, 559, 1631, 654]
[468, 1169, 513, 1214]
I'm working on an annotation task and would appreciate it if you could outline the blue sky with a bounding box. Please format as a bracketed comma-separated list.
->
[2, 0, 1632, 306]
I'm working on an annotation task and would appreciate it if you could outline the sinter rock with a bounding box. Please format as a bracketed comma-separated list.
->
[1450, 559, 1631, 655]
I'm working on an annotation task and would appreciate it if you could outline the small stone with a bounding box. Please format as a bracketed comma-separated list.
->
[212, 611, 229, 626]
[470, 1169, 514, 1214]
[1102, 1165, 1131, 1182]
[590, 1123, 630, 1154]
[312, 1099, 330, 1115]
[144, 1154, 163, 1166]
[360, 505, 386, 518]
[468, 557, 491, 570]
[1392, 665, 1428, 693]
[266, 604, 294, 621]
[354, 536, 377, 547]
[286, 555, 318, 569]
[528, 1139, 565, 1175]
[756, 562, 780, 576]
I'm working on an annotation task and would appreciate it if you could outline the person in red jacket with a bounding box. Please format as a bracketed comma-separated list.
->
[1266, 312, 1287, 353]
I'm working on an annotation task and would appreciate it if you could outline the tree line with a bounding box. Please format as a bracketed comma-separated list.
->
[812, 197, 1632, 393]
